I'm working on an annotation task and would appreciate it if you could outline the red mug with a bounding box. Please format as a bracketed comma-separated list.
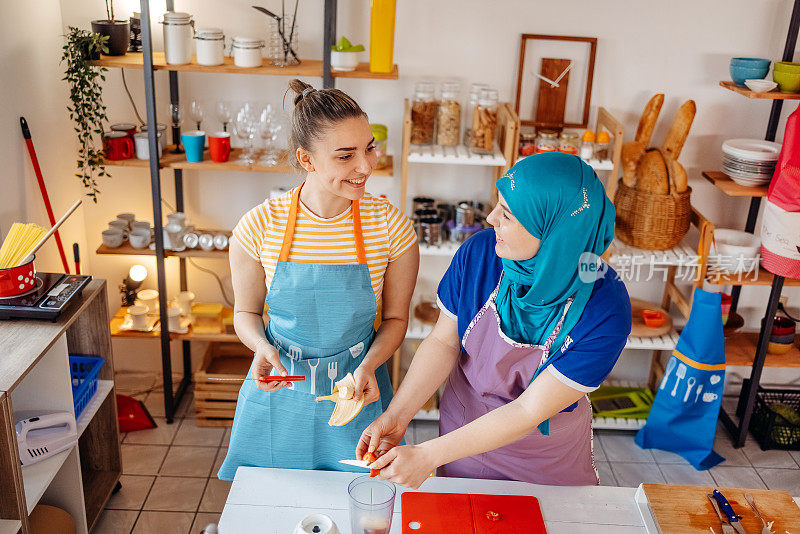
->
[111, 122, 137, 138]
[209, 132, 231, 163]
[103, 131, 134, 160]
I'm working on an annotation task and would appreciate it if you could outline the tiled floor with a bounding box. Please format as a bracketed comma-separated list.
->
[96, 384, 800, 533]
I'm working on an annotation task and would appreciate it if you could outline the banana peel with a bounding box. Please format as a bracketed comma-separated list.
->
[315, 372, 364, 426]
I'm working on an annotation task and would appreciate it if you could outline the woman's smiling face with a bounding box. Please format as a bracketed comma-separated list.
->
[485, 193, 541, 261]
[296, 116, 378, 201]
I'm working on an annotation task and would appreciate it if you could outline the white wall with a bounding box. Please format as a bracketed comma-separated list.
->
[0, 1, 87, 277]
[52, 0, 800, 372]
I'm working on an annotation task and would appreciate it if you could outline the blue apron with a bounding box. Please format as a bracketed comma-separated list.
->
[218, 185, 394, 480]
[635, 288, 726, 470]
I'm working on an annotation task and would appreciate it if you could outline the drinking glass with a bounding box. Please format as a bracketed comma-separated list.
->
[258, 104, 282, 166]
[216, 100, 233, 133]
[348, 476, 395, 534]
[234, 105, 256, 165]
[168, 103, 183, 152]
[189, 99, 205, 130]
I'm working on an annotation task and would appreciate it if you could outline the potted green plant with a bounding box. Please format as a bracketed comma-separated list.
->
[330, 36, 364, 72]
[62, 27, 110, 202]
[91, 0, 129, 56]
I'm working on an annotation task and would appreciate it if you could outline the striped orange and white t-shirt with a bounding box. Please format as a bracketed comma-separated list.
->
[232, 189, 417, 303]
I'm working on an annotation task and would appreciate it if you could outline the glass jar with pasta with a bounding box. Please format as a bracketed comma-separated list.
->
[470, 88, 498, 155]
[410, 81, 436, 146]
[436, 81, 461, 146]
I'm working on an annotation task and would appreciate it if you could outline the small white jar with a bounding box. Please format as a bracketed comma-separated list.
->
[195, 27, 225, 66]
[232, 36, 264, 68]
[161, 11, 194, 65]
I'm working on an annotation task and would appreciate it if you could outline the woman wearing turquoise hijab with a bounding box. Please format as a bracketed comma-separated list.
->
[358, 152, 632, 488]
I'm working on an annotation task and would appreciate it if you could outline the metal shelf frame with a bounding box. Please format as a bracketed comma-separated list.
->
[137, 0, 341, 422]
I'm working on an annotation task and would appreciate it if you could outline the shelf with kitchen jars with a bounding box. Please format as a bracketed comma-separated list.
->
[109, 305, 238, 343]
[91, 52, 399, 80]
[93, 1, 401, 423]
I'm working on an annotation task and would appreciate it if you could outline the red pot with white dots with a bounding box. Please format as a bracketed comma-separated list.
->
[0, 255, 37, 297]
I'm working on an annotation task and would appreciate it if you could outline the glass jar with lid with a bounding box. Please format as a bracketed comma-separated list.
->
[410, 81, 436, 146]
[470, 88, 498, 154]
[370, 124, 388, 169]
[161, 12, 195, 65]
[194, 28, 225, 66]
[558, 131, 580, 155]
[232, 36, 265, 68]
[536, 130, 558, 153]
[436, 81, 461, 146]
[594, 131, 612, 160]
[580, 130, 596, 160]
[519, 131, 537, 157]
[463, 83, 488, 147]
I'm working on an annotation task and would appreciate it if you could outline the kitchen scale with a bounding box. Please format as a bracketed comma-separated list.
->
[0, 272, 91, 321]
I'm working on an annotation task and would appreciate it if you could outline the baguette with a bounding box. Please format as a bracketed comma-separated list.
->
[662, 100, 696, 160]
[622, 141, 647, 187]
[634, 94, 664, 146]
[635, 150, 669, 195]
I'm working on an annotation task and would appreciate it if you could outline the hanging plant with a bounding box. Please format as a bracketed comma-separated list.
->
[61, 27, 109, 202]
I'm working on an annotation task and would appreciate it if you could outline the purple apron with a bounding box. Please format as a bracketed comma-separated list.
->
[439, 277, 598, 486]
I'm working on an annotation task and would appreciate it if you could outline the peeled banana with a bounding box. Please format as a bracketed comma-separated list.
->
[315, 372, 364, 426]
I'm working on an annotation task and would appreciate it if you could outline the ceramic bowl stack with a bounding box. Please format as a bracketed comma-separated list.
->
[721, 138, 781, 187]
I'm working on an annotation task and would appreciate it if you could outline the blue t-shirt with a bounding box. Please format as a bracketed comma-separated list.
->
[437, 229, 631, 392]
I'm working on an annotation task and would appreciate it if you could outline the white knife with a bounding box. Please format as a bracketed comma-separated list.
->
[339, 459, 371, 469]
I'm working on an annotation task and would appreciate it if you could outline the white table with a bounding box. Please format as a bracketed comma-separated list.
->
[219, 467, 649, 533]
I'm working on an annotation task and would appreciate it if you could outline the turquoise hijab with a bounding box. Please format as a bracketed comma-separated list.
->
[495, 152, 616, 358]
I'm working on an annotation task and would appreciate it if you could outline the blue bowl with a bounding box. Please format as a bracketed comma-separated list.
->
[731, 57, 771, 68]
[730, 62, 770, 86]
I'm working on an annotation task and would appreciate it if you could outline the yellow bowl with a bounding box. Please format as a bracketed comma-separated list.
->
[768, 341, 793, 355]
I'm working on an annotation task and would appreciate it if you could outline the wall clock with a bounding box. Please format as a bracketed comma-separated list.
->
[514, 34, 598, 130]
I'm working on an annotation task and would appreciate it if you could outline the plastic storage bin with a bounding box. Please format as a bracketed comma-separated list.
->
[69, 355, 104, 419]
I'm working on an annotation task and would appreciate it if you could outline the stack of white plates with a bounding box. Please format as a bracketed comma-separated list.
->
[721, 139, 780, 187]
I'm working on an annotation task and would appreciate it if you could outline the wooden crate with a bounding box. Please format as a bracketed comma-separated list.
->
[194, 341, 252, 427]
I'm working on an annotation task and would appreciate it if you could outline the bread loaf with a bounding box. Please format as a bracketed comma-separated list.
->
[662, 100, 696, 160]
[634, 94, 664, 146]
[622, 141, 647, 187]
[664, 153, 689, 193]
[635, 150, 669, 195]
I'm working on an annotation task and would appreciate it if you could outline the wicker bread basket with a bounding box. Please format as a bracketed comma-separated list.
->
[614, 148, 691, 250]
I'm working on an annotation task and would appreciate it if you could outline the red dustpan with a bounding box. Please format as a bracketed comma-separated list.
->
[116, 394, 157, 432]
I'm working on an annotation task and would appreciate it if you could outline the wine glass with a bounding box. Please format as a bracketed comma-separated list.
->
[234, 105, 256, 165]
[168, 103, 183, 153]
[216, 100, 233, 133]
[189, 99, 204, 130]
[258, 104, 282, 166]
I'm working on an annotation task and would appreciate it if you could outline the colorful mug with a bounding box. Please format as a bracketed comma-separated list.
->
[209, 132, 231, 162]
[181, 130, 206, 163]
[103, 131, 134, 160]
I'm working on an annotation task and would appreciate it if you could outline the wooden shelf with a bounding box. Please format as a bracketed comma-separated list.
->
[517, 154, 614, 171]
[103, 148, 393, 176]
[407, 143, 506, 166]
[720, 80, 800, 100]
[726, 332, 800, 367]
[82, 469, 120, 531]
[22, 448, 72, 514]
[702, 171, 768, 197]
[706, 269, 800, 287]
[97, 243, 228, 259]
[90, 53, 398, 80]
[110, 306, 239, 343]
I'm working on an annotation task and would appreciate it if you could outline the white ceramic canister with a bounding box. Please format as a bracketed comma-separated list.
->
[162, 12, 195, 65]
[195, 27, 225, 66]
[232, 36, 264, 68]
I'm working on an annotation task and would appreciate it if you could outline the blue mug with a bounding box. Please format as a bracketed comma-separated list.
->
[181, 130, 206, 163]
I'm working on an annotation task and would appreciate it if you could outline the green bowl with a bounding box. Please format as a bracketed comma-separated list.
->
[774, 61, 800, 73]
[773, 70, 800, 93]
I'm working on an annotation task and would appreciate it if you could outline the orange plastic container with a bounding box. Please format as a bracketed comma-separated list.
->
[369, 0, 396, 73]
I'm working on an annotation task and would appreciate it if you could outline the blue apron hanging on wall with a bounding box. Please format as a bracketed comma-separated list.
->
[635, 288, 726, 470]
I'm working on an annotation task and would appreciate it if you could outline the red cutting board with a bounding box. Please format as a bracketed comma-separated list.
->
[401, 492, 547, 533]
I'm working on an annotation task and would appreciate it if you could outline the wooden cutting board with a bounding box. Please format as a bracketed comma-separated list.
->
[630, 298, 673, 337]
[402, 492, 547, 533]
[642, 483, 800, 533]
